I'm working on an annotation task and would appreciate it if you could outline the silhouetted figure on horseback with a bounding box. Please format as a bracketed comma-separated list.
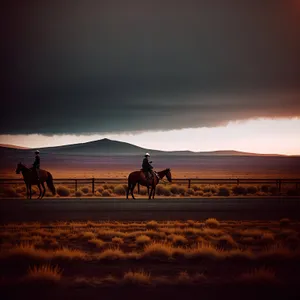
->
[142, 153, 154, 181]
[31, 150, 40, 182]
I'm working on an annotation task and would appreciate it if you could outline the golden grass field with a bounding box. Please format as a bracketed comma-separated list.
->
[1, 218, 300, 299]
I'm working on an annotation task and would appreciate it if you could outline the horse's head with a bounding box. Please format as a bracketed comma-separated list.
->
[16, 162, 24, 174]
[165, 168, 172, 183]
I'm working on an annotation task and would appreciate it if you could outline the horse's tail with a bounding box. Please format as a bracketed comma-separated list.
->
[46, 172, 56, 195]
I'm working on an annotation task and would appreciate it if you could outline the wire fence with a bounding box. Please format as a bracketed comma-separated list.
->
[1, 178, 300, 195]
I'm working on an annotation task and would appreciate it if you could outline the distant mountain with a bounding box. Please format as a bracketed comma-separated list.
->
[0, 138, 285, 157]
[0, 144, 29, 149]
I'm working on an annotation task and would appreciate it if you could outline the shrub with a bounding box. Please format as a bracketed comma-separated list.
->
[98, 247, 125, 260]
[178, 186, 187, 196]
[168, 234, 187, 246]
[261, 185, 270, 193]
[75, 191, 82, 197]
[139, 186, 148, 195]
[112, 237, 124, 244]
[246, 186, 257, 194]
[279, 218, 290, 226]
[16, 186, 26, 193]
[194, 191, 204, 196]
[261, 233, 275, 245]
[239, 267, 278, 284]
[156, 185, 171, 196]
[192, 185, 201, 192]
[170, 184, 180, 194]
[26, 264, 63, 282]
[114, 185, 126, 195]
[203, 187, 211, 193]
[287, 188, 299, 196]
[269, 187, 278, 196]
[102, 190, 111, 197]
[97, 186, 104, 193]
[210, 187, 217, 194]
[81, 187, 89, 194]
[2, 187, 19, 197]
[103, 184, 114, 190]
[187, 188, 195, 195]
[136, 235, 151, 246]
[146, 221, 159, 230]
[57, 186, 70, 197]
[205, 218, 220, 228]
[218, 187, 230, 196]
[142, 242, 173, 260]
[232, 185, 247, 195]
[123, 270, 151, 285]
[203, 192, 212, 197]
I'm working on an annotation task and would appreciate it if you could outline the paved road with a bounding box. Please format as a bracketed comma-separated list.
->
[0, 197, 300, 223]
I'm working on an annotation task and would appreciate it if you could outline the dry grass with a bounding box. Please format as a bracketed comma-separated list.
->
[123, 270, 151, 285]
[1, 219, 300, 289]
[112, 237, 124, 244]
[176, 271, 206, 285]
[146, 220, 159, 230]
[239, 267, 278, 284]
[167, 234, 188, 246]
[97, 247, 126, 260]
[205, 218, 220, 228]
[142, 242, 174, 260]
[136, 235, 151, 246]
[81, 231, 96, 239]
[185, 242, 224, 260]
[88, 238, 105, 248]
[26, 264, 63, 282]
[280, 218, 290, 226]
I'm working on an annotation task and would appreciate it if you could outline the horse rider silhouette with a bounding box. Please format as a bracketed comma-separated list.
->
[142, 152, 154, 181]
[32, 150, 40, 181]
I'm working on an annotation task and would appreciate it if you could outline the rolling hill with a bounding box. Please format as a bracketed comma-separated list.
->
[0, 138, 284, 156]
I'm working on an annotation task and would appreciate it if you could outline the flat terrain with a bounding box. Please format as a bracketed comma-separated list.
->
[1, 197, 300, 223]
[2, 153, 300, 178]
[1, 219, 300, 300]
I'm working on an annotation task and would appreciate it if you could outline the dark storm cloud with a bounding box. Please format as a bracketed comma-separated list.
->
[1, 0, 300, 134]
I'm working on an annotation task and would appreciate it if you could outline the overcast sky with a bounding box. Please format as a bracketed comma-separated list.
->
[1, 1, 300, 152]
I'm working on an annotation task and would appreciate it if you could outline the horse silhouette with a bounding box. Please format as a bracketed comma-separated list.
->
[16, 162, 56, 199]
[126, 168, 172, 199]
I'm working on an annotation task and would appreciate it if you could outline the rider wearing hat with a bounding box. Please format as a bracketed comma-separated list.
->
[32, 150, 40, 181]
[142, 153, 153, 180]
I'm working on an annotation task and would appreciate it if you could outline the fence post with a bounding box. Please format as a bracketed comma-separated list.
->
[137, 183, 140, 194]
[92, 177, 95, 194]
[188, 179, 191, 189]
[75, 179, 77, 192]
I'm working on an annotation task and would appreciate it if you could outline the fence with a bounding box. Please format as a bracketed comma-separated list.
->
[1, 178, 300, 195]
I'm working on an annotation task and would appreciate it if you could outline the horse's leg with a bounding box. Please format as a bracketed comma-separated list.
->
[152, 180, 157, 199]
[26, 184, 29, 199]
[130, 183, 136, 199]
[147, 186, 150, 198]
[126, 184, 130, 199]
[41, 182, 46, 199]
[37, 183, 42, 199]
[152, 186, 156, 199]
